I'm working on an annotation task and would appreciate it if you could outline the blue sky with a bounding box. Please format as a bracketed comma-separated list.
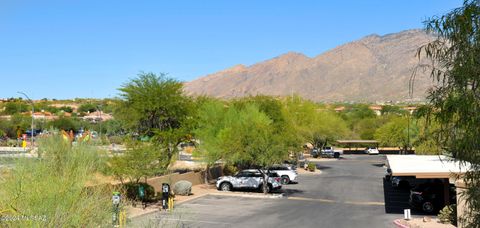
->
[0, 0, 462, 99]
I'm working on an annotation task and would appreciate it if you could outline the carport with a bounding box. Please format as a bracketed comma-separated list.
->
[386, 155, 469, 207]
[336, 140, 378, 153]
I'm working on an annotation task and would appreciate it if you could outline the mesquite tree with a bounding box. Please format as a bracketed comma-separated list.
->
[415, 1, 480, 226]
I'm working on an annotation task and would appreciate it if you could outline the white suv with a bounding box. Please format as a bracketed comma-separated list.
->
[268, 165, 298, 184]
[216, 169, 282, 192]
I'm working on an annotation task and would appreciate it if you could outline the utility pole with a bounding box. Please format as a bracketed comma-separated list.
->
[17, 91, 34, 150]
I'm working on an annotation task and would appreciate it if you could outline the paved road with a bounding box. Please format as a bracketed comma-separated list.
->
[132, 155, 400, 228]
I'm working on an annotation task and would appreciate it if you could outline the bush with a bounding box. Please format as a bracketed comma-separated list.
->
[122, 182, 156, 202]
[307, 162, 316, 172]
[438, 204, 457, 226]
[0, 135, 112, 227]
[108, 135, 124, 145]
[173, 180, 192, 196]
[222, 164, 238, 176]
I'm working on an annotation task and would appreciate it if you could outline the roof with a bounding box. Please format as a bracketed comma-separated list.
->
[336, 140, 378, 144]
[387, 155, 470, 179]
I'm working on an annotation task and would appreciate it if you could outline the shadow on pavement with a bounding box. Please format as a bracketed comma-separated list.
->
[383, 178, 431, 215]
[371, 163, 386, 168]
[315, 164, 331, 170]
[280, 188, 305, 196]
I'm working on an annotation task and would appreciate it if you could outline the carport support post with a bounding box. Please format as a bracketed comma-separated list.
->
[443, 178, 450, 207]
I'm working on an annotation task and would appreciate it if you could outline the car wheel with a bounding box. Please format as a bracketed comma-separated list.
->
[422, 202, 434, 213]
[281, 176, 290, 185]
[220, 182, 232, 191]
[259, 184, 272, 193]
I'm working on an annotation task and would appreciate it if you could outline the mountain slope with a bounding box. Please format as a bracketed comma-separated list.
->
[184, 29, 435, 102]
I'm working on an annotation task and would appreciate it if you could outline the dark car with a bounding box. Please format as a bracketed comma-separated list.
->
[409, 181, 456, 213]
[25, 129, 42, 137]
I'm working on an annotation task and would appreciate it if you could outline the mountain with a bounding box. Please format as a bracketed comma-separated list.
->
[184, 29, 436, 103]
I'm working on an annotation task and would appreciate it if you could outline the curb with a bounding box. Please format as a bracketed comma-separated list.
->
[393, 219, 410, 228]
[208, 192, 285, 199]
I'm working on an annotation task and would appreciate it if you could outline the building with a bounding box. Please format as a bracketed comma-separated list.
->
[369, 105, 382, 116]
[82, 111, 113, 123]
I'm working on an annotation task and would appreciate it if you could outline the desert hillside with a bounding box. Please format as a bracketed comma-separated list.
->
[185, 29, 436, 103]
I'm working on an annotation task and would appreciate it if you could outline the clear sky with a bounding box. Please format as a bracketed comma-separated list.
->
[0, 0, 462, 99]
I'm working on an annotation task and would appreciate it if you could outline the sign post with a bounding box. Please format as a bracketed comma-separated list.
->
[112, 191, 121, 227]
[162, 183, 170, 210]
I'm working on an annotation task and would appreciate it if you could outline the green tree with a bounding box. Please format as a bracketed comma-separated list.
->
[115, 72, 194, 169]
[374, 117, 418, 153]
[381, 105, 408, 116]
[415, 1, 480, 225]
[48, 117, 79, 131]
[78, 103, 97, 114]
[195, 103, 291, 193]
[284, 96, 349, 148]
[3, 102, 29, 115]
[109, 141, 169, 184]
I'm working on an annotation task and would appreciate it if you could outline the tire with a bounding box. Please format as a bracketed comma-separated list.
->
[220, 182, 232, 191]
[422, 202, 434, 213]
[259, 184, 272, 193]
[281, 175, 290, 185]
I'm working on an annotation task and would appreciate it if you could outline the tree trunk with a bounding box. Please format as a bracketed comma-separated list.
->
[204, 164, 210, 184]
[259, 168, 269, 194]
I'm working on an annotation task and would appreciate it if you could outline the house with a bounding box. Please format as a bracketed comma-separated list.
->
[82, 111, 113, 123]
[369, 105, 382, 116]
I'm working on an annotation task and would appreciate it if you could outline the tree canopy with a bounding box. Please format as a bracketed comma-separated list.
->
[416, 1, 480, 226]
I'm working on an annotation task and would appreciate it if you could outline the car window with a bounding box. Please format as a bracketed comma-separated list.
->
[252, 172, 263, 177]
[236, 172, 246, 177]
[268, 173, 280, 177]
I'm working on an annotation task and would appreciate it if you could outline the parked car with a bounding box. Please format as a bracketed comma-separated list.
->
[365, 147, 379, 155]
[391, 176, 416, 189]
[311, 148, 320, 158]
[216, 169, 282, 193]
[385, 168, 392, 181]
[25, 129, 42, 137]
[409, 181, 456, 213]
[267, 165, 298, 184]
[321, 146, 335, 158]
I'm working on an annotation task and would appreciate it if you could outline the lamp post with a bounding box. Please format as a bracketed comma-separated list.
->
[18, 91, 34, 149]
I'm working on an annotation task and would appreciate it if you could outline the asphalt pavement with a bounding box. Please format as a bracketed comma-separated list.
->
[131, 155, 401, 228]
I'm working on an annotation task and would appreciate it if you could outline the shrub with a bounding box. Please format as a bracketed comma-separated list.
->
[222, 164, 238, 176]
[173, 180, 192, 196]
[307, 162, 316, 172]
[122, 182, 156, 202]
[108, 135, 124, 145]
[438, 204, 457, 226]
[0, 135, 112, 227]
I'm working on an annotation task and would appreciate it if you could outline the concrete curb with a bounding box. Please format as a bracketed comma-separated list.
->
[208, 192, 285, 199]
[393, 219, 410, 228]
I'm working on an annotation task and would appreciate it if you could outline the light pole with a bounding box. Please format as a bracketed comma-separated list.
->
[18, 91, 34, 149]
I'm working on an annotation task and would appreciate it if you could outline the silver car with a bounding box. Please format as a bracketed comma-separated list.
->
[216, 169, 282, 193]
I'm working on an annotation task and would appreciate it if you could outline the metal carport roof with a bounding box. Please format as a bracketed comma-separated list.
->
[386, 155, 470, 179]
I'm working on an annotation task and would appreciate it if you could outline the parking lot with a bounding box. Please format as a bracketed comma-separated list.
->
[132, 155, 403, 228]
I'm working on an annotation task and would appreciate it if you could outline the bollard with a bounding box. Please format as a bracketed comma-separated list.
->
[404, 209, 411, 220]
